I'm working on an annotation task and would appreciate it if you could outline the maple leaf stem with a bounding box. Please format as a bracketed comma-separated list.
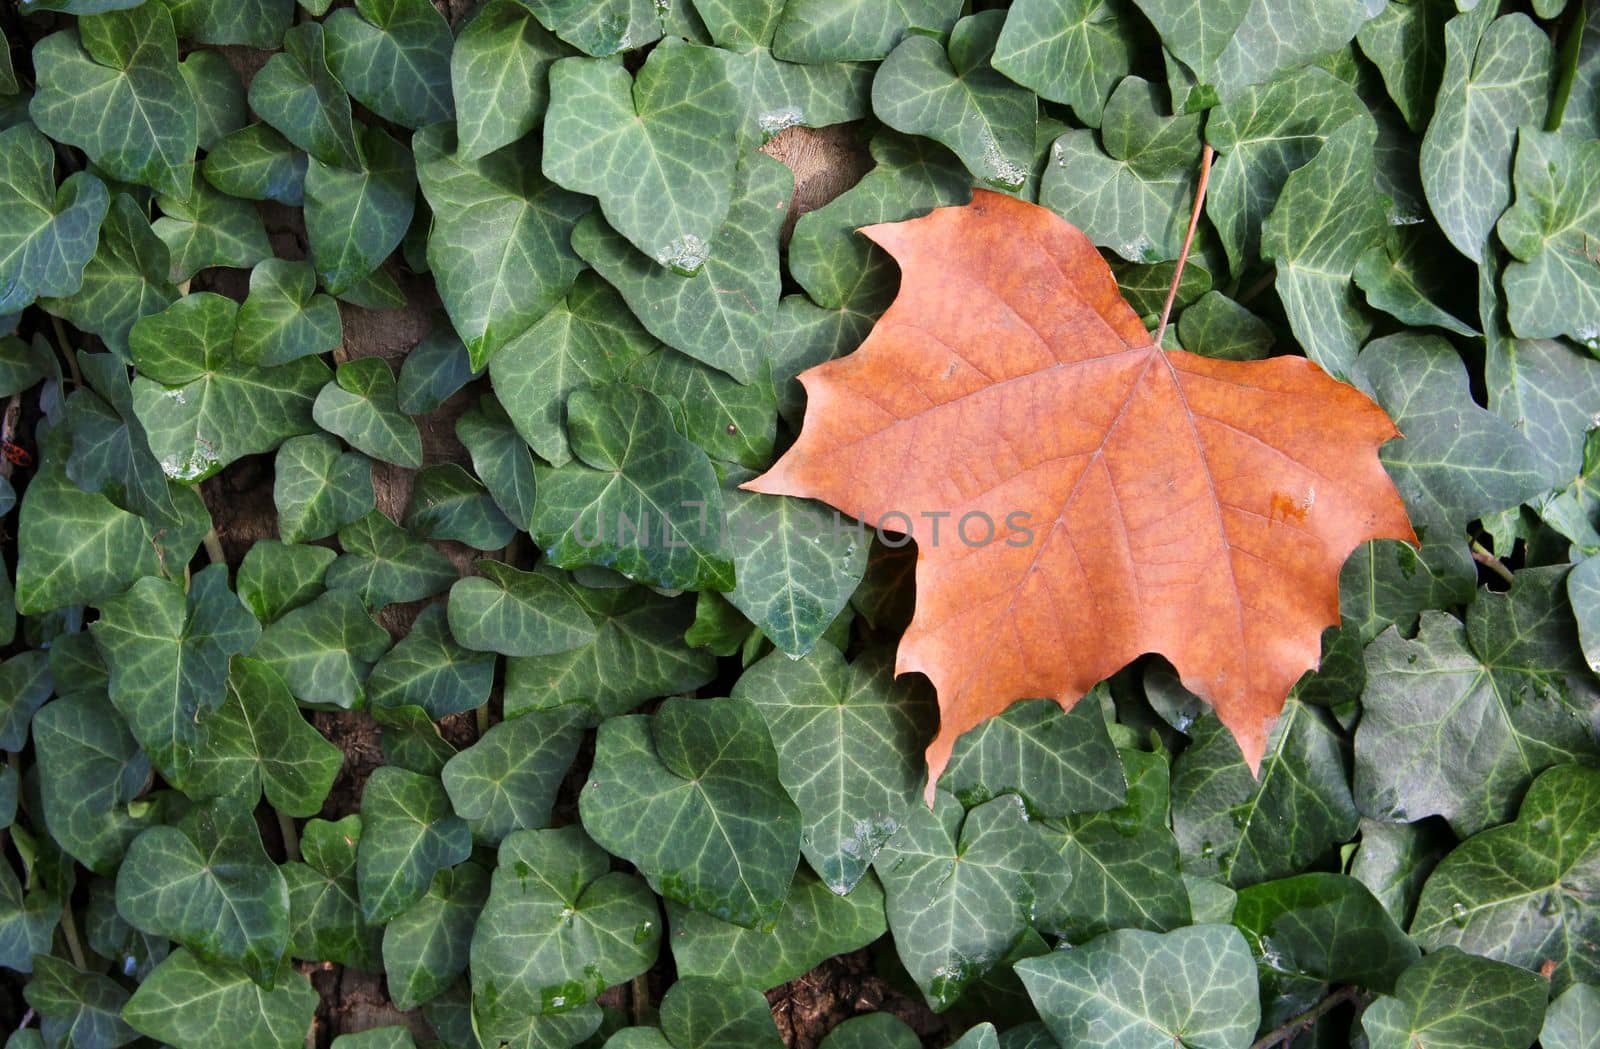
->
[1154, 143, 1215, 349]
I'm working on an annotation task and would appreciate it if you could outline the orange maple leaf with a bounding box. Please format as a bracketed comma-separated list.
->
[746, 191, 1415, 793]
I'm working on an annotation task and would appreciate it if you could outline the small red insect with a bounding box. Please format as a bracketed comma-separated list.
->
[1, 442, 30, 468]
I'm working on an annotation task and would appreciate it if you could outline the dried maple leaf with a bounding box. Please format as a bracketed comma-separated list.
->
[747, 191, 1414, 792]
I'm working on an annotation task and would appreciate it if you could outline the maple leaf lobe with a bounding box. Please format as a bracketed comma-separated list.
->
[747, 191, 1414, 792]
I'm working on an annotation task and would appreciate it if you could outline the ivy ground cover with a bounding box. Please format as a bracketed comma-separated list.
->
[0, 0, 1598, 1047]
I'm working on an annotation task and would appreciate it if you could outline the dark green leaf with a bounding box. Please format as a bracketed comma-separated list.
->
[29, 4, 196, 199]
[357, 765, 472, 923]
[325, 0, 453, 129]
[115, 798, 290, 985]
[580, 697, 800, 929]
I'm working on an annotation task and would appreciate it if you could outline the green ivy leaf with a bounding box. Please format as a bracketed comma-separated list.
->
[787, 130, 970, 310]
[442, 708, 584, 842]
[581, 697, 800, 929]
[181, 50, 246, 151]
[1497, 129, 1600, 349]
[304, 128, 415, 297]
[872, 13, 1036, 191]
[1360, 948, 1547, 1049]
[1356, 568, 1600, 837]
[246, 22, 362, 169]
[817, 1013, 920, 1049]
[1174, 290, 1273, 360]
[29, 4, 196, 199]
[719, 474, 868, 657]
[151, 181, 271, 282]
[732, 645, 931, 895]
[325, 0, 453, 129]
[620, 977, 784, 1049]
[358, 766, 472, 924]
[875, 792, 1046, 1010]
[771, 0, 962, 63]
[235, 259, 342, 366]
[446, 561, 595, 658]
[91, 564, 261, 786]
[456, 397, 536, 531]
[23, 954, 136, 1049]
[531, 384, 733, 592]
[413, 122, 588, 370]
[1542, 983, 1600, 1049]
[404, 465, 516, 550]
[1204, 67, 1366, 274]
[1172, 700, 1359, 888]
[189, 656, 343, 817]
[503, 583, 715, 721]
[383, 861, 487, 1011]
[1420, 4, 1553, 263]
[122, 949, 317, 1049]
[489, 272, 655, 467]
[325, 510, 457, 610]
[274, 434, 375, 544]
[32, 691, 153, 875]
[992, 0, 1132, 126]
[1259, 114, 1383, 378]
[0, 864, 58, 976]
[627, 351, 777, 471]
[1354, 224, 1481, 338]
[1339, 536, 1477, 645]
[1032, 748, 1191, 943]
[0, 653, 51, 753]
[1482, 265, 1600, 488]
[116, 798, 291, 985]
[573, 153, 790, 385]
[165, 0, 291, 46]
[284, 815, 381, 970]
[471, 825, 660, 1016]
[1040, 76, 1201, 264]
[543, 42, 740, 275]
[452, 1, 572, 161]
[0, 125, 109, 314]
[1355, 333, 1546, 529]
[202, 125, 308, 207]
[332, 1027, 416, 1049]
[65, 349, 181, 525]
[15, 426, 207, 614]
[313, 357, 422, 469]
[238, 542, 333, 626]
[521, 0, 662, 57]
[40, 193, 176, 359]
[368, 604, 494, 719]
[668, 867, 886, 990]
[252, 588, 390, 709]
[1233, 872, 1419, 997]
[1356, 0, 1451, 132]
[130, 292, 328, 481]
[1411, 763, 1600, 989]
[693, 0, 870, 147]
[1016, 924, 1260, 1049]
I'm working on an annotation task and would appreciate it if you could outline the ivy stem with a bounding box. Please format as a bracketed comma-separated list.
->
[1154, 143, 1215, 349]
[277, 810, 301, 864]
[1470, 539, 1516, 586]
[201, 528, 226, 567]
[630, 973, 651, 1026]
[49, 316, 81, 388]
[1547, 1, 1588, 132]
[1248, 986, 1362, 1049]
[58, 901, 87, 970]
